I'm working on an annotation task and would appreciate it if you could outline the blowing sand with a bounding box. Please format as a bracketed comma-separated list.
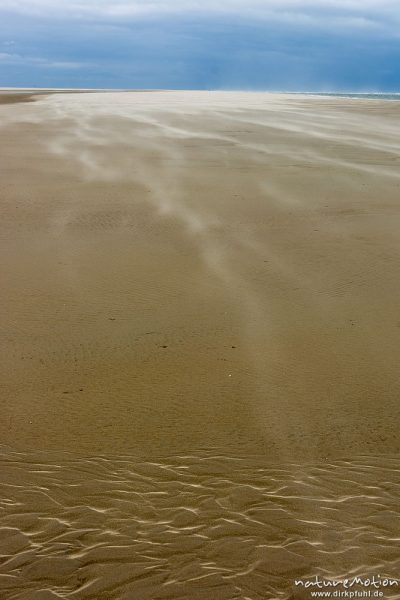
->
[1, 91, 400, 599]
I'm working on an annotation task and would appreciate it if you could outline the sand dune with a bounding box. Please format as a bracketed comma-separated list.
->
[1, 91, 400, 596]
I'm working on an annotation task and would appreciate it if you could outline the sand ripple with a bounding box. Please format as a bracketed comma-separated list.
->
[0, 449, 399, 599]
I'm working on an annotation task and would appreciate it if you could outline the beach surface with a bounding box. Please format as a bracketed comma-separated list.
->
[1, 91, 400, 598]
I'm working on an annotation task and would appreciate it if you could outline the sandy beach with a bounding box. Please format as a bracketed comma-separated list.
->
[1, 91, 400, 598]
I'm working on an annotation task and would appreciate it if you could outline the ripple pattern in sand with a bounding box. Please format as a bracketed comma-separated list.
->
[0, 449, 399, 599]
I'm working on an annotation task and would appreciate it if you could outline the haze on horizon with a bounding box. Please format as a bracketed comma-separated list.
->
[1, 0, 399, 91]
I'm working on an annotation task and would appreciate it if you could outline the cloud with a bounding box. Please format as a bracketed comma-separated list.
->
[1, 0, 399, 90]
[0, 52, 86, 69]
[1, 0, 399, 26]
[1, 1, 399, 44]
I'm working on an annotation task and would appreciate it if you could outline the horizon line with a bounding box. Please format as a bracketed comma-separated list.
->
[1, 87, 400, 94]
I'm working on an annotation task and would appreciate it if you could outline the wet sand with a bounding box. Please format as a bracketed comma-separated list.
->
[1, 91, 400, 598]
[1, 449, 399, 600]
[0, 93, 39, 105]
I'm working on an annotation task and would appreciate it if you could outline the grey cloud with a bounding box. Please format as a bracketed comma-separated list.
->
[1, 0, 399, 24]
[0, 52, 87, 69]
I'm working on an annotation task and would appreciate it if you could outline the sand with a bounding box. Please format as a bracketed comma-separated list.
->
[0, 92, 43, 105]
[1, 91, 400, 599]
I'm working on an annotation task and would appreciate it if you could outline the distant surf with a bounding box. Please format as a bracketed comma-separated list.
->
[301, 92, 400, 101]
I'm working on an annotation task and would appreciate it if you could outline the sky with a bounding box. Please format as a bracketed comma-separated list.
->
[0, 0, 399, 91]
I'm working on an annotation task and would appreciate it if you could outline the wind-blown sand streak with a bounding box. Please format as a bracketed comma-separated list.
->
[1, 91, 400, 597]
